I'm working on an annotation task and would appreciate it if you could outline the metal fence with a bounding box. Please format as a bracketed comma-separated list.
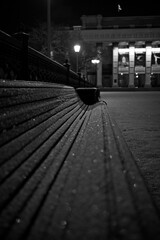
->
[0, 30, 94, 88]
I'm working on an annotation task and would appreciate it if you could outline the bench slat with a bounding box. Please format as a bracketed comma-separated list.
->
[0, 103, 84, 163]
[0, 99, 79, 146]
[0, 106, 91, 239]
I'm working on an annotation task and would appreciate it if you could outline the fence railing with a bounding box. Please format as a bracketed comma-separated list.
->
[0, 30, 94, 88]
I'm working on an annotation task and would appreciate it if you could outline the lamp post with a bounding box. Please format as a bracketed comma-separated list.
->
[91, 58, 100, 86]
[47, 0, 51, 58]
[74, 44, 81, 73]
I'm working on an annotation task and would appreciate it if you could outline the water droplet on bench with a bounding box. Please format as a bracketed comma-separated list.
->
[71, 189, 77, 194]
[16, 218, 21, 224]
[123, 169, 127, 174]
[61, 220, 68, 229]
[93, 159, 97, 163]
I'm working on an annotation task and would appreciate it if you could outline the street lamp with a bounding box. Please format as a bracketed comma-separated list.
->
[74, 44, 81, 73]
[47, 0, 51, 58]
[91, 58, 100, 86]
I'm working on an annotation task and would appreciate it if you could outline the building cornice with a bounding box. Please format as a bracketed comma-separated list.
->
[81, 28, 160, 42]
[80, 15, 160, 29]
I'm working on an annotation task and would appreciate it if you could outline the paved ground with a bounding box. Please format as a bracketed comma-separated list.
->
[101, 91, 160, 213]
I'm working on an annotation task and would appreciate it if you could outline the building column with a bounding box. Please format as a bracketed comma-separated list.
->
[129, 42, 135, 87]
[97, 15, 102, 29]
[145, 42, 152, 87]
[112, 43, 118, 87]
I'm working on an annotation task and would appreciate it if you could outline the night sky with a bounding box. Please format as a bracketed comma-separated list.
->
[0, 0, 159, 34]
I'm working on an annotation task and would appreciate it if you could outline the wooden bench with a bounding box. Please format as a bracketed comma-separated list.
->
[0, 80, 160, 240]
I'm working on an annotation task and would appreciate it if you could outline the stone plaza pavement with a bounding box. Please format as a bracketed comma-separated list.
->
[101, 91, 160, 213]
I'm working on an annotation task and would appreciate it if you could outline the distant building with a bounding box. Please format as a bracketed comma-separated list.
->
[73, 15, 160, 87]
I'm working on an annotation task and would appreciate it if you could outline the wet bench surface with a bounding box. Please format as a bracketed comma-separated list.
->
[0, 80, 160, 240]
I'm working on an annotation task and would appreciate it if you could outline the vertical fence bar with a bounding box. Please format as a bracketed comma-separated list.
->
[13, 32, 29, 80]
[63, 59, 70, 85]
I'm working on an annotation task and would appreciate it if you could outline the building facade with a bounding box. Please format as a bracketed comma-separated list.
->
[73, 15, 160, 87]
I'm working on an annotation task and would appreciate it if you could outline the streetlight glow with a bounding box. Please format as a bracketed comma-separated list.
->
[74, 44, 81, 53]
[91, 59, 100, 64]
